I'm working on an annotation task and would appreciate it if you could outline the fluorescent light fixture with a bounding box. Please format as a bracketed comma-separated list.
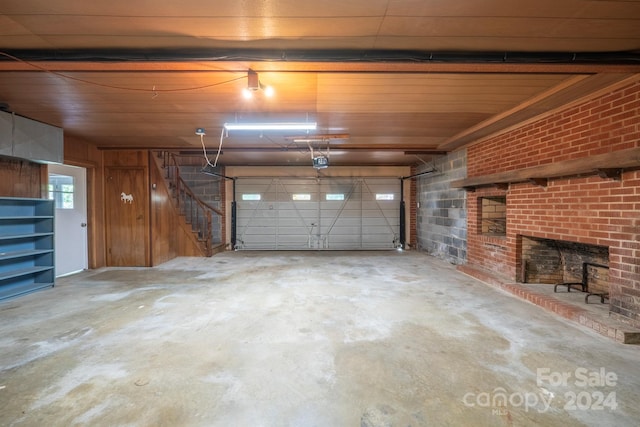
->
[224, 122, 317, 131]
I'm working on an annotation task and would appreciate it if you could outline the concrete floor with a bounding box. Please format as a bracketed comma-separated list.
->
[1, 251, 639, 427]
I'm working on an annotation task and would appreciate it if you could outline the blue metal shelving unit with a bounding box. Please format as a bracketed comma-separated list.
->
[0, 197, 55, 300]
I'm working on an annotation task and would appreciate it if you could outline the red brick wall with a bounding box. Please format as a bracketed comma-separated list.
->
[469, 81, 640, 176]
[466, 79, 640, 326]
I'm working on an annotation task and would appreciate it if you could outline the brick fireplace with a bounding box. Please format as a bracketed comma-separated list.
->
[521, 236, 609, 296]
[456, 78, 640, 328]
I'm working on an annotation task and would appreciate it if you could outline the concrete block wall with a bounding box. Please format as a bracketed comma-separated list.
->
[465, 78, 640, 327]
[416, 150, 467, 264]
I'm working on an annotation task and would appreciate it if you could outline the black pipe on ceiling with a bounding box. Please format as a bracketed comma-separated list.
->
[1, 49, 640, 64]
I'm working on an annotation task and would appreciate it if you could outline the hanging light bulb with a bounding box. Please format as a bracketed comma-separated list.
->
[242, 69, 274, 99]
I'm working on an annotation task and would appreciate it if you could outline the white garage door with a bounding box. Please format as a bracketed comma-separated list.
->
[235, 177, 401, 250]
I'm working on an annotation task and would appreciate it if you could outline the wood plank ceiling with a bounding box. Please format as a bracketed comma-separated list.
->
[1, 0, 639, 167]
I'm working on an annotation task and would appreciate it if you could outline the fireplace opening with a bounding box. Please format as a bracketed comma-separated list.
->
[520, 236, 609, 298]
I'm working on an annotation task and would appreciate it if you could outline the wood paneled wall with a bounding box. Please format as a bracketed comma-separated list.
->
[149, 153, 205, 265]
[101, 150, 206, 267]
[2, 142, 214, 269]
[0, 156, 46, 198]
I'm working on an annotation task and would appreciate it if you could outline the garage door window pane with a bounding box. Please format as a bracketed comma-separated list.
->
[376, 194, 394, 201]
[242, 194, 261, 201]
[326, 194, 345, 201]
[292, 194, 311, 201]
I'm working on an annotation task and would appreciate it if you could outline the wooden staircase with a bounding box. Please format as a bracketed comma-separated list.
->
[153, 152, 225, 256]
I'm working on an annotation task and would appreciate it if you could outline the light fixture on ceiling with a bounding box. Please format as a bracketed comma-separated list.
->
[223, 122, 317, 131]
[242, 69, 274, 99]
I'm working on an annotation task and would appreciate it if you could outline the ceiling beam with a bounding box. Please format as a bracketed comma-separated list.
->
[2, 49, 640, 71]
[101, 146, 443, 152]
[2, 59, 640, 74]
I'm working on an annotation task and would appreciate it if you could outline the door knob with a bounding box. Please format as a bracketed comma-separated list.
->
[81, 223, 87, 227]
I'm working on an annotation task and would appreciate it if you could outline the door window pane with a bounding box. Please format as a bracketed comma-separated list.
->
[48, 173, 74, 209]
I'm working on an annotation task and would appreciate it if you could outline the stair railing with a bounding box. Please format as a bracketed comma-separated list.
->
[159, 151, 223, 256]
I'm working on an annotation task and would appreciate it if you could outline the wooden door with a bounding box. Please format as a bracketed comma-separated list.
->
[105, 167, 149, 266]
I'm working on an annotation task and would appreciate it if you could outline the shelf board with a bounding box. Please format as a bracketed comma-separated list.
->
[0, 281, 54, 301]
[0, 216, 54, 220]
[452, 146, 640, 190]
[0, 232, 54, 241]
[0, 249, 54, 261]
[0, 266, 54, 281]
[0, 197, 53, 202]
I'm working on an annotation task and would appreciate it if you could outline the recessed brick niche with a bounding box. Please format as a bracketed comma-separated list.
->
[521, 236, 609, 294]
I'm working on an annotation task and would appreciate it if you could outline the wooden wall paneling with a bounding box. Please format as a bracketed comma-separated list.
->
[149, 155, 175, 265]
[0, 157, 44, 198]
[149, 153, 206, 265]
[103, 150, 148, 167]
[170, 217, 208, 258]
[85, 165, 103, 269]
